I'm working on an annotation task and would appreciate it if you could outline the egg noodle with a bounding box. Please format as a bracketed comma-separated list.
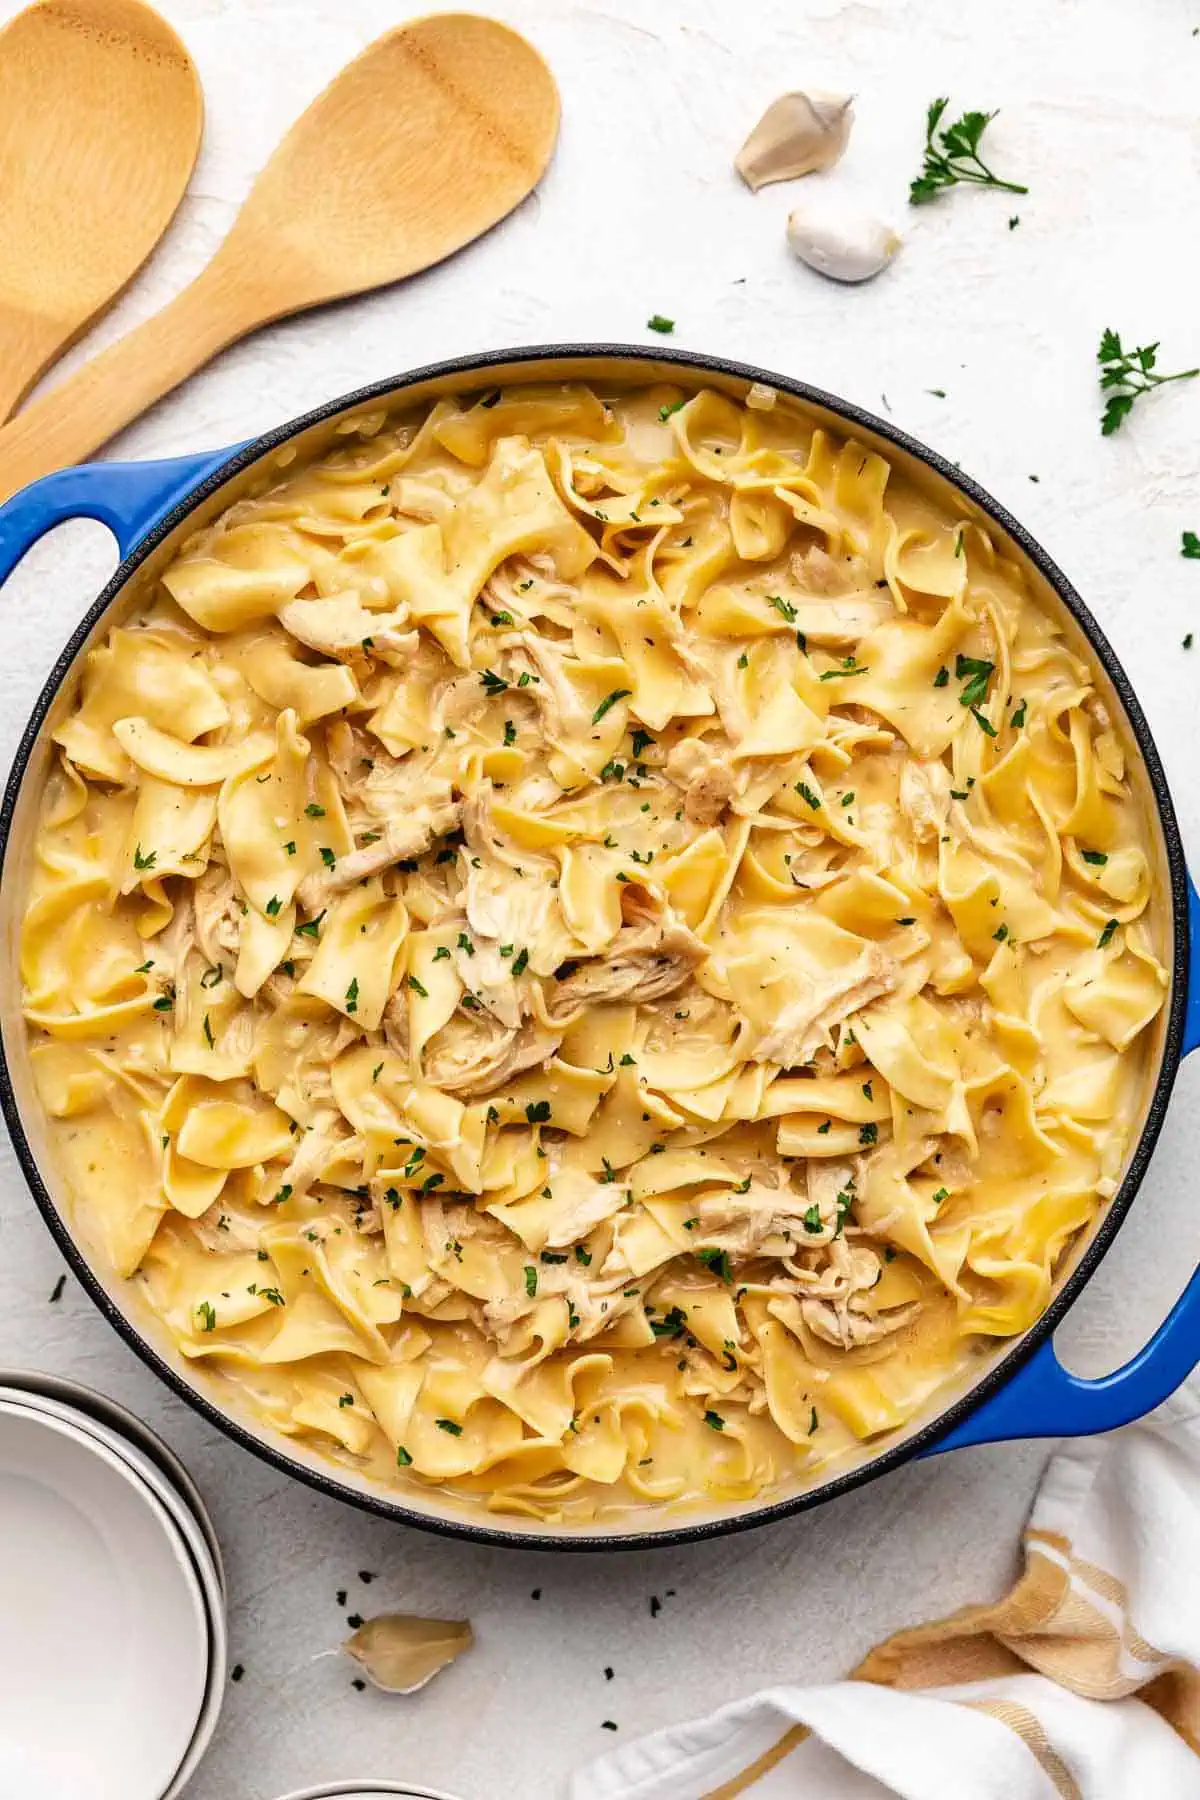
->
[21, 381, 1168, 1521]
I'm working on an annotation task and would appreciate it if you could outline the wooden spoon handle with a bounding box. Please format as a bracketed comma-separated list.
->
[0, 262, 253, 505]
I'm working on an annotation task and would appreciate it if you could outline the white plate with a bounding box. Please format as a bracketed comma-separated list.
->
[0, 1365, 225, 1593]
[0, 1386, 226, 1798]
[0, 1399, 209, 1799]
[272, 1785, 466, 1799]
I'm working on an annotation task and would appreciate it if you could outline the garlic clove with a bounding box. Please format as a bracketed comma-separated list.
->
[342, 1612, 473, 1694]
[735, 91, 854, 191]
[785, 194, 901, 284]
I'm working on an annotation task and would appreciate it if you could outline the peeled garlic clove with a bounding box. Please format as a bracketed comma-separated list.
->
[342, 1612, 473, 1694]
[785, 195, 900, 284]
[735, 91, 854, 191]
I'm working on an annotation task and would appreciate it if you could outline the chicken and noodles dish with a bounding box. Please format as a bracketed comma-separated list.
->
[21, 380, 1168, 1520]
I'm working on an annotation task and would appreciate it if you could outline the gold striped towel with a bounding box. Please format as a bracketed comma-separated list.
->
[572, 1382, 1200, 1799]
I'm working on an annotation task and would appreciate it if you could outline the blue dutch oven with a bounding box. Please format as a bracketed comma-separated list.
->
[0, 346, 1196, 1549]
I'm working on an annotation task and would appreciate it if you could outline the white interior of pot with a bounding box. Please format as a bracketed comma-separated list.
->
[0, 352, 1180, 1540]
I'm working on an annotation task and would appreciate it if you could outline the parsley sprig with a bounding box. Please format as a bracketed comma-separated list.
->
[1098, 330, 1199, 436]
[910, 99, 1027, 205]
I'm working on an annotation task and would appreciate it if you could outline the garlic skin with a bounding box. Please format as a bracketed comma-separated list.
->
[785, 194, 901, 284]
[342, 1612, 473, 1694]
[735, 91, 854, 192]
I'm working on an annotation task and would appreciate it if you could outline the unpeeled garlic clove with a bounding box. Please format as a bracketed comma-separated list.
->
[785, 194, 900, 284]
[342, 1612, 473, 1694]
[735, 91, 854, 191]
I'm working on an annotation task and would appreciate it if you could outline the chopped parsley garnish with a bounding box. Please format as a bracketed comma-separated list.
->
[859, 1122, 878, 1146]
[435, 1419, 463, 1436]
[503, 719, 517, 746]
[767, 594, 797, 622]
[696, 1247, 732, 1283]
[1183, 531, 1200, 559]
[1010, 699, 1027, 728]
[971, 706, 998, 737]
[133, 844, 156, 871]
[819, 659, 868, 680]
[1099, 329, 1199, 435]
[152, 994, 173, 1012]
[512, 947, 529, 977]
[345, 977, 359, 1014]
[524, 1265, 538, 1298]
[304, 803, 325, 818]
[135, 959, 154, 975]
[396, 1446, 413, 1466]
[408, 975, 429, 997]
[480, 668, 509, 695]
[796, 780, 820, 810]
[802, 1204, 823, 1234]
[202, 1014, 215, 1048]
[457, 932, 475, 957]
[1098, 918, 1119, 948]
[955, 653, 994, 709]
[491, 611, 514, 626]
[658, 398, 686, 421]
[592, 688, 632, 724]
[265, 895, 282, 917]
[993, 923, 1009, 941]
[272, 1184, 293, 1206]
[574, 1245, 592, 1266]
[647, 314, 675, 334]
[933, 665, 950, 688]
[1081, 849, 1108, 866]
[196, 1301, 216, 1333]
[703, 1410, 725, 1431]
[932, 1187, 949, 1204]
[631, 728, 654, 757]
[909, 99, 1028, 205]
[525, 1100, 551, 1123]
[808, 1407, 819, 1435]
[295, 912, 325, 939]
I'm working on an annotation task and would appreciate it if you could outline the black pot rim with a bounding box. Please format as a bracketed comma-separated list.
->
[0, 342, 1189, 1552]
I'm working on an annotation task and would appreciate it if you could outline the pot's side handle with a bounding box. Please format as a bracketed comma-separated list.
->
[0, 449, 244, 585]
[927, 873, 1200, 1456]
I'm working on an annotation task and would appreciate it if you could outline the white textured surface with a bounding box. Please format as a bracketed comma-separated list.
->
[1, 2, 1198, 1796]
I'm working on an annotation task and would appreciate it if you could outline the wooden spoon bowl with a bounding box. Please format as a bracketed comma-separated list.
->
[0, 11, 560, 502]
[0, 0, 203, 422]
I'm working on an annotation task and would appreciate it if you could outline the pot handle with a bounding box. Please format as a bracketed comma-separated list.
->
[927, 873, 1200, 1455]
[0, 448, 242, 586]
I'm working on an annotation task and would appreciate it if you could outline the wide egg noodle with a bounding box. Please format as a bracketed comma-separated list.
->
[20, 380, 1168, 1524]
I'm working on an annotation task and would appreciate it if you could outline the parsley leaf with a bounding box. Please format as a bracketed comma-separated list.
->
[909, 98, 1028, 205]
[1183, 531, 1200, 559]
[1098, 329, 1199, 436]
[592, 688, 632, 724]
[647, 314, 675, 334]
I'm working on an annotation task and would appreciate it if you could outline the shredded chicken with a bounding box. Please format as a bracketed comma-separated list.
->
[899, 756, 952, 842]
[801, 1292, 920, 1349]
[278, 595, 414, 661]
[665, 736, 738, 825]
[753, 942, 898, 1067]
[692, 1177, 811, 1257]
[424, 1016, 560, 1096]
[297, 801, 462, 909]
[547, 944, 701, 1021]
[193, 865, 241, 967]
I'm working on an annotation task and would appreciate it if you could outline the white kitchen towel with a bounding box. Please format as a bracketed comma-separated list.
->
[572, 1381, 1200, 1800]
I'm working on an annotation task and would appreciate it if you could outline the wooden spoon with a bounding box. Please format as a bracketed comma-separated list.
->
[0, 11, 560, 502]
[0, 0, 203, 423]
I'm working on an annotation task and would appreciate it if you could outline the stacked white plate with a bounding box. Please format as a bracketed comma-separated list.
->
[274, 1787, 466, 1799]
[0, 1367, 226, 1799]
